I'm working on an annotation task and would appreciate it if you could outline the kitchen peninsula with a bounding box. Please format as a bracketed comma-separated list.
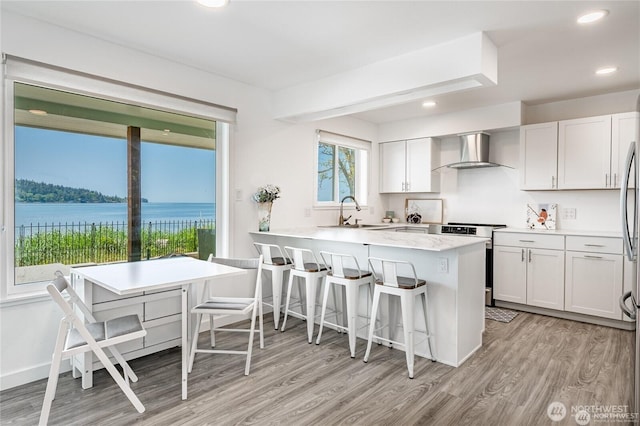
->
[250, 226, 487, 367]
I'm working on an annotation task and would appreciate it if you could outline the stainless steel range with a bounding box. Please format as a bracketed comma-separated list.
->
[430, 222, 506, 306]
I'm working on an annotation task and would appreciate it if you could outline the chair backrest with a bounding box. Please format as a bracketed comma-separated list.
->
[319, 251, 365, 279]
[367, 257, 419, 288]
[284, 246, 322, 272]
[207, 255, 264, 300]
[47, 270, 99, 324]
[253, 242, 288, 266]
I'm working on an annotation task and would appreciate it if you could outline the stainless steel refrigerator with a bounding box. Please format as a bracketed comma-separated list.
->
[620, 95, 640, 413]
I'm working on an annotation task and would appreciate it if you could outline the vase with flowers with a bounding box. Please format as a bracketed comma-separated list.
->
[253, 184, 281, 232]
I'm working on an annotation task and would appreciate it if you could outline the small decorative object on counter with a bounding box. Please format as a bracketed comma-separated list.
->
[526, 203, 557, 230]
[253, 184, 281, 232]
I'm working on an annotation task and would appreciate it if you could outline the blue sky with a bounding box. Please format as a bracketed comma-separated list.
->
[15, 126, 215, 203]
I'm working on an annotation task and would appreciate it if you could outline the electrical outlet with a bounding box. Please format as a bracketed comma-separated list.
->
[438, 258, 448, 273]
[562, 208, 577, 220]
[235, 189, 243, 201]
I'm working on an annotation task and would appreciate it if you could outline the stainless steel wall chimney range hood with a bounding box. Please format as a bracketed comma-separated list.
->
[444, 132, 509, 169]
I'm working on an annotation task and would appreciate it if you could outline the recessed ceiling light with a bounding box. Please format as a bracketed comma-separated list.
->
[422, 101, 437, 108]
[28, 109, 48, 116]
[197, 0, 229, 7]
[595, 66, 618, 75]
[577, 10, 608, 24]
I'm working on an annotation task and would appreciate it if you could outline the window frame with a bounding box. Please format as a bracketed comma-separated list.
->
[313, 130, 370, 209]
[1, 56, 234, 300]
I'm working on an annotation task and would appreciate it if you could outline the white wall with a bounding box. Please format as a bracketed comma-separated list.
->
[0, 11, 379, 390]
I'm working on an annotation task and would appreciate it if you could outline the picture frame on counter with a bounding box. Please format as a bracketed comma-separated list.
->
[405, 198, 443, 224]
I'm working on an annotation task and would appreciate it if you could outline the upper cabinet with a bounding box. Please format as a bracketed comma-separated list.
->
[520, 122, 558, 190]
[557, 115, 612, 189]
[379, 137, 440, 193]
[519, 112, 640, 190]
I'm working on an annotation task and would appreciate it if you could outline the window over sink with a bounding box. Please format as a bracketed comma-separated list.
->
[314, 130, 369, 207]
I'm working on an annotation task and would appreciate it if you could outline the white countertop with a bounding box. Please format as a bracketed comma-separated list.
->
[495, 227, 622, 239]
[250, 226, 487, 252]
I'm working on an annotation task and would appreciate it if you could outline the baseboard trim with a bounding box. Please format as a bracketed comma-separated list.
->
[495, 301, 636, 331]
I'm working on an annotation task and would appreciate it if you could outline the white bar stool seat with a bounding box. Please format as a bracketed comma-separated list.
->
[253, 242, 292, 329]
[280, 246, 328, 343]
[316, 251, 374, 358]
[363, 257, 435, 378]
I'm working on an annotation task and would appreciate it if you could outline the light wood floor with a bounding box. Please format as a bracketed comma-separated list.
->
[0, 311, 634, 425]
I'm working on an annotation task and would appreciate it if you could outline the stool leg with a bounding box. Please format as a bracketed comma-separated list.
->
[345, 281, 359, 358]
[305, 276, 319, 343]
[281, 271, 295, 332]
[388, 293, 398, 348]
[272, 267, 284, 329]
[420, 291, 435, 361]
[315, 277, 333, 345]
[401, 292, 416, 379]
[364, 286, 381, 363]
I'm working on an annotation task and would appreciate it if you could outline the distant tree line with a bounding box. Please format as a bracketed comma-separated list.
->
[15, 179, 148, 203]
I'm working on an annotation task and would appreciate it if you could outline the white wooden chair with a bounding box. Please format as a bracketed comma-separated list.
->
[364, 257, 435, 378]
[188, 255, 264, 376]
[40, 271, 146, 426]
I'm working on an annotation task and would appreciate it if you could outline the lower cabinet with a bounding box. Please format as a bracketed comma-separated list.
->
[564, 236, 624, 319]
[493, 244, 564, 310]
[494, 232, 626, 322]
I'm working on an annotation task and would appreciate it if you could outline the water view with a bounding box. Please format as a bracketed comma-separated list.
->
[15, 202, 215, 228]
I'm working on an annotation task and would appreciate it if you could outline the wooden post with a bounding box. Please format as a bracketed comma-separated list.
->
[128, 126, 142, 262]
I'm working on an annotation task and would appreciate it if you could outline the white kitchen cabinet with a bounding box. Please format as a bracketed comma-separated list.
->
[564, 236, 624, 319]
[557, 115, 612, 189]
[611, 111, 640, 188]
[379, 137, 439, 193]
[519, 122, 558, 190]
[493, 232, 565, 310]
[520, 112, 639, 190]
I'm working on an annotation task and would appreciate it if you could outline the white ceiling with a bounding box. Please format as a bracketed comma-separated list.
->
[2, 0, 639, 123]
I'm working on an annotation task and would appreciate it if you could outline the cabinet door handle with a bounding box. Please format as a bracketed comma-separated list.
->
[519, 239, 535, 243]
[401, 182, 405, 191]
[605, 174, 609, 187]
[528, 249, 532, 263]
[614, 173, 618, 187]
[406, 182, 410, 191]
[551, 176, 555, 188]
[521, 248, 525, 262]
[584, 244, 604, 247]
[584, 255, 603, 259]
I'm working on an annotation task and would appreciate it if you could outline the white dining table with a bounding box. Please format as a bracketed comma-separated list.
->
[70, 256, 247, 400]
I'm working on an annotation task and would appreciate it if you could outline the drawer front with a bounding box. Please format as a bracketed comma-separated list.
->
[565, 236, 622, 254]
[93, 284, 143, 303]
[145, 294, 182, 321]
[494, 233, 565, 250]
[145, 317, 181, 347]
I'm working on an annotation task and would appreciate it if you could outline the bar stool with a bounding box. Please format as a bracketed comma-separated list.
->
[281, 246, 328, 343]
[363, 257, 435, 378]
[316, 251, 374, 358]
[253, 242, 292, 330]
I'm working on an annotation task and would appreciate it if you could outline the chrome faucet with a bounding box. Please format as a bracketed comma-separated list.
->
[339, 195, 361, 226]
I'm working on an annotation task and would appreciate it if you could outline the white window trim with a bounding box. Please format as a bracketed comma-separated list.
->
[313, 129, 371, 209]
[1, 55, 235, 300]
